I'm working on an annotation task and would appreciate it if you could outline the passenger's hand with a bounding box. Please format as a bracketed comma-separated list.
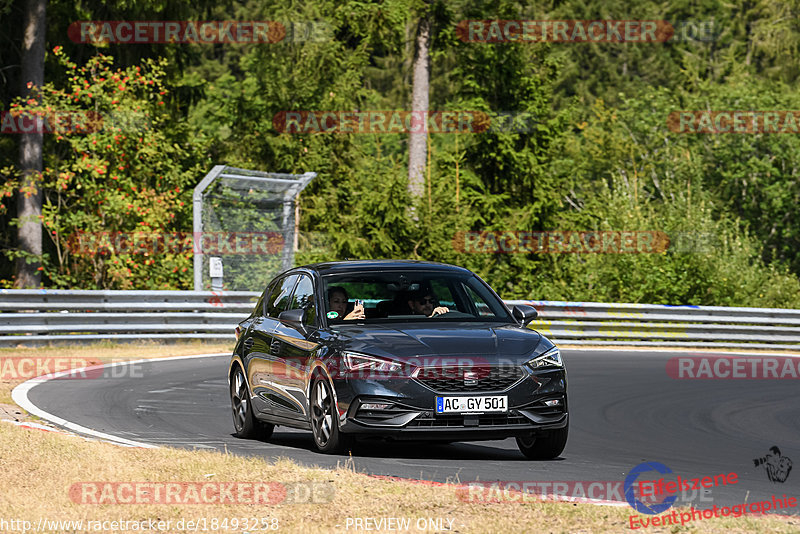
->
[344, 303, 366, 320]
[429, 306, 449, 317]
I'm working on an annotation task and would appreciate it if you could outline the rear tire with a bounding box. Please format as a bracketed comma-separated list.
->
[310, 377, 353, 454]
[516, 425, 568, 460]
[230, 367, 274, 439]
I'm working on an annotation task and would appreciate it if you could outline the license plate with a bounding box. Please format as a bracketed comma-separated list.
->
[436, 395, 508, 414]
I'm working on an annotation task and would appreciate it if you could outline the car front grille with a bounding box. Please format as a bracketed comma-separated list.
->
[413, 365, 524, 393]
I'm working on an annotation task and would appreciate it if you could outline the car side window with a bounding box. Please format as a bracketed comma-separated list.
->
[266, 275, 299, 317]
[464, 284, 494, 317]
[260, 281, 276, 316]
[253, 285, 272, 317]
[290, 275, 317, 326]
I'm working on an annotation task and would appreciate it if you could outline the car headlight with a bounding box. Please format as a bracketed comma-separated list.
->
[342, 351, 403, 373]
[525, 346, 563, 370]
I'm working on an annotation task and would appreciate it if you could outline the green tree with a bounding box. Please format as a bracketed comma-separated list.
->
[1, 49, 210, 288]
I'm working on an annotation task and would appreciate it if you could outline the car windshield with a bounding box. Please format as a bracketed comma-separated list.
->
[321, 270, 512, 323]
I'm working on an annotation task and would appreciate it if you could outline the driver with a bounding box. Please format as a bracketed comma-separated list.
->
[407, 288, 449, 317]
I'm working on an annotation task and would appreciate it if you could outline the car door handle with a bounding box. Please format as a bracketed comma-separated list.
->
[270, 340, 280, 355]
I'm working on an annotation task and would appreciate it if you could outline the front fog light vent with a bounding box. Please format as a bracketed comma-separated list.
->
[544, 399, 560, 407]
[360, 403, 392, 410]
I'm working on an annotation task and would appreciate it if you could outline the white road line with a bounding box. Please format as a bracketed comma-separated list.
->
[11, 352, 230, 449]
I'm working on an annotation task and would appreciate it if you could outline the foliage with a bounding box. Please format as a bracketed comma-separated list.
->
[0, 48, 210, 288]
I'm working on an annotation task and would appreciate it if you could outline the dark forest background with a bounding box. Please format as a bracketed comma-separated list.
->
[2, 0, 800, 306]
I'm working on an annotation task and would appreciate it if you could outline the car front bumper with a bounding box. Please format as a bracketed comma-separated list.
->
[332, 367, 567, 441]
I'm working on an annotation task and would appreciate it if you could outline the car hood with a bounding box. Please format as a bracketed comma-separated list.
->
[330, 321, 542, 360]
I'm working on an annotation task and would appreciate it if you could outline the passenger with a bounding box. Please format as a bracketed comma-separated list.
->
[327, 287, 365, 320]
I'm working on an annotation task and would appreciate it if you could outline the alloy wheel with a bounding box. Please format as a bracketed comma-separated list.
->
[231, 369, 249, 433]
[311, 379, 333, 446]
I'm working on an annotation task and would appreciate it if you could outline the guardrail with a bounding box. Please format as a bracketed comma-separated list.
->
[508, 300, 800, 350]
[0, 290, 255, 346]
[1, 290, 799, 349]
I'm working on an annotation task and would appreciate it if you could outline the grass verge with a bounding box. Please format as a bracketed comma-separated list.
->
[1, 343, 797, 533]
[1, 421, 798, 533]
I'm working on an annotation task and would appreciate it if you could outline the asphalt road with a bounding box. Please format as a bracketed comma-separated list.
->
[24, 350, 800, 511]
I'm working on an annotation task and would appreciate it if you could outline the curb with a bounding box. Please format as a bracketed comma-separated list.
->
[10, 352, 230, 448]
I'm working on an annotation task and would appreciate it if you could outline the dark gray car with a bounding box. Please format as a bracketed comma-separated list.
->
[228, 260, 568, 458]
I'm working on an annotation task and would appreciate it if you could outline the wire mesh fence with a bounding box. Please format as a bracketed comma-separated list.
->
[192, 166, 315, 291]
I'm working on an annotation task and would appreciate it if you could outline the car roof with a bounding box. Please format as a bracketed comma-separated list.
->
[298, 260, 473, 276]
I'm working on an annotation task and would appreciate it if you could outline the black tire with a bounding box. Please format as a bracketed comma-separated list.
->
[310, 377, 352, 454]
[516, 426, 568, 460]
[230, 367, 274, 439]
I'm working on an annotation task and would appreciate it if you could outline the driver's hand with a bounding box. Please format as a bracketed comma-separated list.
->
[344, 303, 365, 320]
[429, 306, 450, 317]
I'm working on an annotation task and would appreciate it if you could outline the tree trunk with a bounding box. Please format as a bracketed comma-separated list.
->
[15, 0, 46, 288]
[407, 13, 430, 200]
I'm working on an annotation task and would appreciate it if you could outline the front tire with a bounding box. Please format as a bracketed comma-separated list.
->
[231, 367, 274, 439]
[516, 425, 568, 460]
[310, 377, 352, 454]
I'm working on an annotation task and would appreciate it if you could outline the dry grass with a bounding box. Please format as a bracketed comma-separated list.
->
[0, 422, 797, 533]
[1, 342, 797, 532]
[0, 341, 233, 405]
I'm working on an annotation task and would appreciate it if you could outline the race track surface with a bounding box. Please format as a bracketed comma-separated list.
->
[23, 350, 800, 511]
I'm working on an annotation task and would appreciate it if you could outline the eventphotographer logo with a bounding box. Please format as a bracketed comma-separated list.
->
[624, 462, 677, 515]
[624, 462, 734, 515]
[754, 447, 793, 483]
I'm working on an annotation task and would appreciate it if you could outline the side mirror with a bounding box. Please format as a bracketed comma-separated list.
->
[278, 308, 308, 335]
[512, 304, 538, 327]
